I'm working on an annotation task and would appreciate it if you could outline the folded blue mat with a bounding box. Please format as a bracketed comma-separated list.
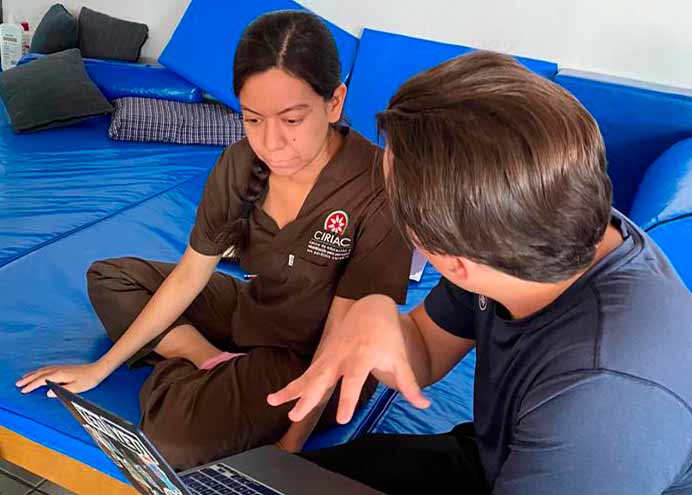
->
[645, 217, 692, 291]
[629, 137, 692, 290]
[343, 28, 558, 143]
[555, 70, 692, 213]
[19, 53, 203, 103]
[159, 0, 359, 111]
[629, 138, 692, 231]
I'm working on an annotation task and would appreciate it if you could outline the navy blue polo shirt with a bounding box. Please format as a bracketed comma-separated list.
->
[424, 211, 692, 494]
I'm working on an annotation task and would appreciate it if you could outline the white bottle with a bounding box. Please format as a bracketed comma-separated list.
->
[0, 14, 24, 71]
[21, 22, 32, 56]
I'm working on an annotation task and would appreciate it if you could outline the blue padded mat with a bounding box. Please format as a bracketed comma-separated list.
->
[159, 0, 360, 112]
[0, 102, 222, 268]
[629, 138, 692, 231]
[646, 217, 692, 291]
[371, 351, 476, 436]
[555, 70, 692, 213]
[628, 137, 692, 290]
[1, 173, 211, 483]
[0, 169, 445, 481]
[343, 28, 558, 143]
[19, 54, 203, 103]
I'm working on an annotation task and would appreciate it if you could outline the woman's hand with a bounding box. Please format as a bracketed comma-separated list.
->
[16, 361, 109, 397]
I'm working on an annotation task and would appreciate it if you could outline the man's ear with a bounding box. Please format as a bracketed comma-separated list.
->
[328, 83, 347, 124]
[448, 256, 469, 282]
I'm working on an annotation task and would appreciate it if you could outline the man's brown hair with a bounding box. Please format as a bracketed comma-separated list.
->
[377, 51, 612, 282]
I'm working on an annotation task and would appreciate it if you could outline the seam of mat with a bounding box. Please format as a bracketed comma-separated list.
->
[353, 389, 398, 438]
[0, 169, 210, 270]
[645, 212, 692, 233]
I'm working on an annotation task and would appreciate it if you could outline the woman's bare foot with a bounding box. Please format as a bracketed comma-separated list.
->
[154, 324, 222, 368]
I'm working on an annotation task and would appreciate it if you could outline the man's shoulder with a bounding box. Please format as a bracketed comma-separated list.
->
[592, 267, 692, 408]
[522, 240, 692, 412]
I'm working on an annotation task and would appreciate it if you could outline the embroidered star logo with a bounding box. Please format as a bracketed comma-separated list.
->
[324, 210, 349, 236]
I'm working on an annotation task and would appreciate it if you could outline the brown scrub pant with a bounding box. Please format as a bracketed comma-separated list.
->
[86, 257, 339, 470]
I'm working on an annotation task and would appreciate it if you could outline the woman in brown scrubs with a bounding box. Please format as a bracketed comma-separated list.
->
[17, 11, 411, 469]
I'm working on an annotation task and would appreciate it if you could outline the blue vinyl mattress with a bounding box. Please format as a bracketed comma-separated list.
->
[0, 102, 222, 268]
[0, 168, 461, 482]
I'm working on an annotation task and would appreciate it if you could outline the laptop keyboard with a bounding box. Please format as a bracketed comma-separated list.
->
[180, 464, 283, 495]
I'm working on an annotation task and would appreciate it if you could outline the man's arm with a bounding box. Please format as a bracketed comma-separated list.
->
[276, 296, 355, 452]
[492, 371, 692, 494]
[268, 294, 475, 425]
[405, 302, 476, 387]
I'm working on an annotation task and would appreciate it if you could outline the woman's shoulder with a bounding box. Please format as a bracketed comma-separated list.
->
[223, 137, 255, 164]
[342, 127, 380, 160]
[213, 138, 256, 183]
[340, 128, 386, 190]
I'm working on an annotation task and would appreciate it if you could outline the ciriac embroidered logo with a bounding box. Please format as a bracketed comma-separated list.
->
[324, 210, 349, 236]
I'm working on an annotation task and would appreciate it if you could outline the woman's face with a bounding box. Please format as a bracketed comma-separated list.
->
[239, 68, 346, 177]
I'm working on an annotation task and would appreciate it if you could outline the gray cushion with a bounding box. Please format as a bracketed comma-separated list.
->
[108, 97, 245, 146]
[0, 48, 113, 133]
[29, 4, 79, 54]
[78, 7, 148, 62]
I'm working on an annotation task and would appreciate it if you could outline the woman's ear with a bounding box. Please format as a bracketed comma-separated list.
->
[328, 83, 348, 124]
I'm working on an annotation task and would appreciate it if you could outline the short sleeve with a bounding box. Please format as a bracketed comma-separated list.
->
[424, 278, 476, 339]
[492, 371, 692, 495]
[335, 194, 412, 304]
[189, 147, 242, 256]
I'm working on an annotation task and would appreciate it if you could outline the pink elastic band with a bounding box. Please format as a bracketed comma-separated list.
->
[200, 351, 246, 370]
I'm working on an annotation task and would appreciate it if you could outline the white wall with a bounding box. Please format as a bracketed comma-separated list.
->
[5, 0, 190, 62]
[6, 0, 692, 89]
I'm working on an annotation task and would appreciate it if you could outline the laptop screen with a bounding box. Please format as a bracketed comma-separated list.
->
[48, 382, 187, 495]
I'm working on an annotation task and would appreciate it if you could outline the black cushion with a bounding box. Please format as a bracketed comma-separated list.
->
[78, 7, 149, 62]
[0, 48, 113, 133]
[29, 4, 79, 54]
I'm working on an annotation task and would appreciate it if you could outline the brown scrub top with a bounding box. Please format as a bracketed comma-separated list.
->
[189, 128, 412, 357]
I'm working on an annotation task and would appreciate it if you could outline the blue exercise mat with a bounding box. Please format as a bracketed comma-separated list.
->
[19, 54, 203, 103]
[0, 166, 447, 481]
[159, 0, 360, 112]
[343, 28, 557, 144]
[629, 138, 692, 231]
[555, 70, 692, 213]
[0, 101, 222, 269]
[0, 173, 220, 483]
[628, 137, 692, 290]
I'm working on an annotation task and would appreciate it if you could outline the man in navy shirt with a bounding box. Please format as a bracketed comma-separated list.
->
[268, 51, 692, 494]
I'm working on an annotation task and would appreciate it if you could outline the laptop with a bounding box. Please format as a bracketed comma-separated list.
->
[47, 381, 382, 495]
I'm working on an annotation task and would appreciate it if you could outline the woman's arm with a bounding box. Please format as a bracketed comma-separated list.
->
[96, 246, 221, 375]
[17, 246, 221, 395]
[275, 295, 355, 452]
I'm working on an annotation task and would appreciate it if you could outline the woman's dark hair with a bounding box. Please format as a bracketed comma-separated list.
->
[216, 10, 342, 256]
[378, 51, 612, 283]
